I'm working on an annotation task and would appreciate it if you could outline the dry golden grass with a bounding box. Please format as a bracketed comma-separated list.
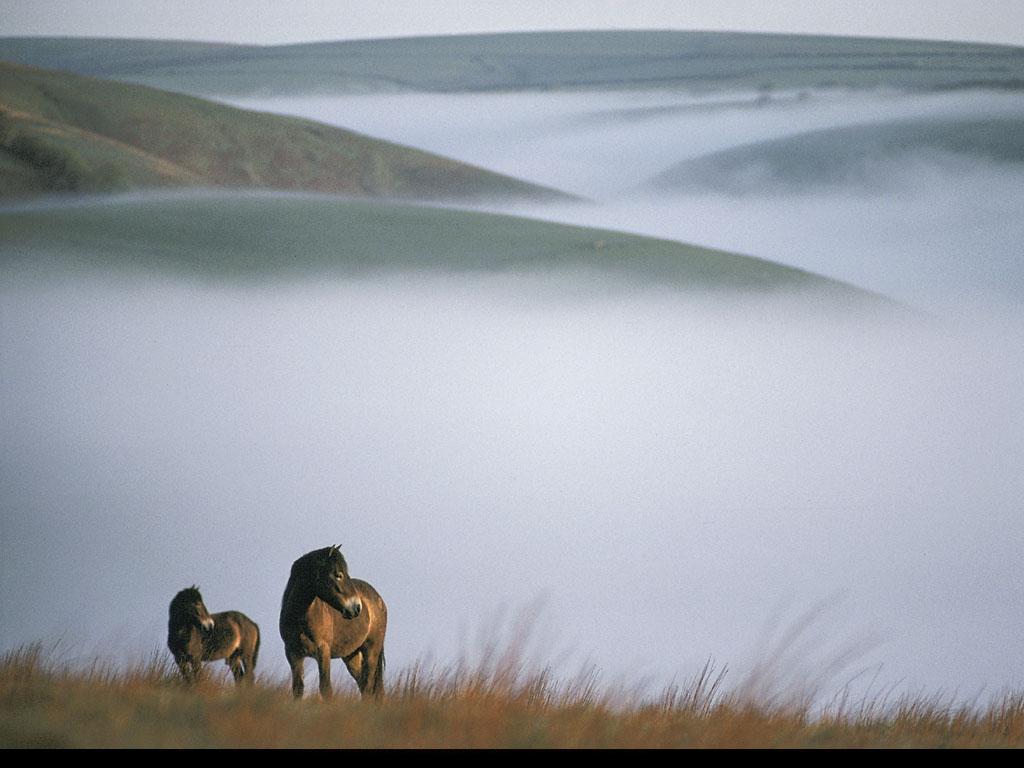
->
[2, 642, 1023, 749]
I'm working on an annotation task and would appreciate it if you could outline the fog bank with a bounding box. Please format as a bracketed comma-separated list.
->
[228, 88, 1024, 196]
[227, 88, 1024, 309]
[2, 270, 1022, 700]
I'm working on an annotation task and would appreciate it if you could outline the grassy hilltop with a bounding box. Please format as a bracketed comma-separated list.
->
[0, 193, 888, 306]
[2, 31, 1023, 96]
[647, 115, 1024, 193]
[3, 644, 1024, 748]
[0, 62, 573, 200]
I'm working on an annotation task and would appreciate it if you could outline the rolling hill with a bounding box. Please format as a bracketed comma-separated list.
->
[0, 62, 573, 200]
[2, 31, 1023, 96]
[645, 115, 1024, 193]
[0, 192, 888, 306]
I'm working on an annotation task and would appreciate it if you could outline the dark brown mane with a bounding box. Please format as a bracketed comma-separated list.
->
[286, 546, 347, 581]
[169, 586, 203, 621]
[288, 548, 344, 577]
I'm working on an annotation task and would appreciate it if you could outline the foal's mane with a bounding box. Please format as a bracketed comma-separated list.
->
[169, 586, 204, 623]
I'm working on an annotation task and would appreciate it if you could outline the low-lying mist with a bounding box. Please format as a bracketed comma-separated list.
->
[228, 88, 1024, 197]
[2, 269, 1022, 701]
[227, 88, 1024, 309]
[498, 160, 1024, 311]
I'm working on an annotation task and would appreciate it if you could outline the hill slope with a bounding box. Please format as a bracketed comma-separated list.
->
[2, 31, 1023, 95]
[0, 193, 886, 306]
[0, 62, 573, 200]
[646, 115, 1024, 193]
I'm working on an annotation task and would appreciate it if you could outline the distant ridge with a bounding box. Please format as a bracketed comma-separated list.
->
[2, 30, 1023, 95]
[0, 61, 576, 201]
[646, 116, 1024, 193]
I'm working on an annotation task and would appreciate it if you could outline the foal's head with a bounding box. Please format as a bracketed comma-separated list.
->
[169, 586, 215, 632]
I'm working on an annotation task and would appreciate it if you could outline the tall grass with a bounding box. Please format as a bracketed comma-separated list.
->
[2, 638, 1022, 748]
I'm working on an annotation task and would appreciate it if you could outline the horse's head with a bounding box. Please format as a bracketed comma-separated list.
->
[170, 586, 215, 633]
[314, 545, 363, 620]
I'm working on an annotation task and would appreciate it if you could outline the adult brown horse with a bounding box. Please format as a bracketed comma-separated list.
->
[279, 545, 387, 699]
[167, 586, 260, 685]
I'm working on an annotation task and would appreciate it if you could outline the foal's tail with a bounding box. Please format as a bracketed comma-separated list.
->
[251, 626, 261, 678]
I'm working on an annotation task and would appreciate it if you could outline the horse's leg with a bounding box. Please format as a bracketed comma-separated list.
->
[362, 643, 385, 698]
[315, 642, 333, 699]
[287, 650, 305, 699]
[343, 650, 365, 693]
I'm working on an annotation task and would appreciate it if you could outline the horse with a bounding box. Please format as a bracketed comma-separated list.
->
[167, 586, 261, 685]
[279, 545, 388, 699]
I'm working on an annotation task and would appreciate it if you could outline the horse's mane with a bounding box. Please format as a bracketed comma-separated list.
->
[170, 586, 202, 611]
[280, 547, 348, 620]
[286, 547, 347, 583]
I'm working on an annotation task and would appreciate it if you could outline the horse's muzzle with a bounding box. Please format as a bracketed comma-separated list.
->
[341, 597, 363, 619]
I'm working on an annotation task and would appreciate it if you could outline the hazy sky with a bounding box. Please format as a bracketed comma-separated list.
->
[1, 0, 1022, 46]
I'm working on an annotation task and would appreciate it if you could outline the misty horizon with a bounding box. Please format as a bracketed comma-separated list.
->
[4, 1, 1024, 47]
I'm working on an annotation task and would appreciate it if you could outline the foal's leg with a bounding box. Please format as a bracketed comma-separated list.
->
[240, 648, 257, 685]
[287, 649, 305, 699]
[175, 657, 193, 684]
[228, 650, 245, 684]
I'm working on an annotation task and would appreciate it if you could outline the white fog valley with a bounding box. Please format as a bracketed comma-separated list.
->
[230, 88, 1024, 310]
[3, 65, 1024, 705]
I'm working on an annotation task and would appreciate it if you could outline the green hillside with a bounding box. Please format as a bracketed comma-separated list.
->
[0, 62, 573, 200]
[2, 31, 1023, 95]
[0, 193, 884, 306]
[646, 116, 1024, 193]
